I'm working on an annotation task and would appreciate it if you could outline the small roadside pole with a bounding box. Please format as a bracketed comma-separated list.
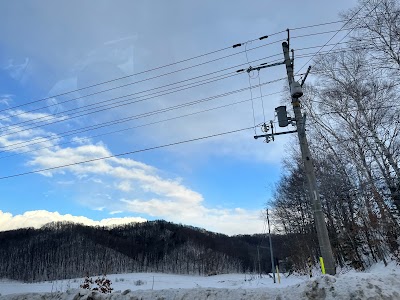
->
[276, 266, 281, 284]
[267, 209, 276, 283]
[308, 257, 313, 278]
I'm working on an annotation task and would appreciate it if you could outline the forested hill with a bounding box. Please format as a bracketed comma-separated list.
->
[0, 221, 283, 282]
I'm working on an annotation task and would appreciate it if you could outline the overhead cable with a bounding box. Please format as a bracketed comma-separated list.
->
[0, 127, 254, 180]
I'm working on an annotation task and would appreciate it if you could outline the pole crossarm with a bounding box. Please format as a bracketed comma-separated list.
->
[301, 66, 312, 87]
[236, 61, 285, 73]
[254, 130, 297, 140]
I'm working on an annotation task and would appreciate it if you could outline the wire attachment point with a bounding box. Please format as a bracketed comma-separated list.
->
[261, 123, 269, 133]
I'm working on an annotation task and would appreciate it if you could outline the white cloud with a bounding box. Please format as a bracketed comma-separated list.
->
[0, 207, 264, 235]
[29, 144, 203, 204]
[71, 136, 92, 145]
[6, 109, 68, 123]
[0, 210, 146, 232]
[115, 180, 132, 192]
[0, 125, 60, 155]
[0, 108, 72, 156]
[121, 198, 263, 235]
[4, 57, 30, 81]
[0, 94, 13, 107]
[25, 142, 265, 235]
[0, 106, 267, 236]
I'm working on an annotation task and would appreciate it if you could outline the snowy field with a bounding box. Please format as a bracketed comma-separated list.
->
[0, 262, 399, 299]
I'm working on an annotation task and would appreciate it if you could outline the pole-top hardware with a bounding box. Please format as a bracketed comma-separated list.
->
[246, 66, 254, 73]
[301, 66, 312, 87]
[286, 28, 290, 50]
[261, 123, 270, 133]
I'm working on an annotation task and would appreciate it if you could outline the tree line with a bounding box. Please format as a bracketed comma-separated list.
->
[0, 220, 285, 282]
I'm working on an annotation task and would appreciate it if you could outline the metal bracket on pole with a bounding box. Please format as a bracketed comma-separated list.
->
[299, 113, 307, 134]
[286, 28, 290, 50]
[254, 130, 297, 141]
[236, 61, 285, 74]
[270, 120, 275, 142]
[301, 66, 312, 87]
[291, 49, 294, 70]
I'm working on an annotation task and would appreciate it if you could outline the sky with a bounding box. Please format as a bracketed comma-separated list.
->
[0, 0, 358, 235]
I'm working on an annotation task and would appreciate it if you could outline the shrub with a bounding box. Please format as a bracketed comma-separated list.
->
[80, 274, 113, 294]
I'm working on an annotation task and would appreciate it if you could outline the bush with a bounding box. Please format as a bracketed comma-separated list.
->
[134, 279, 145, 286]
[80, 274, 113, 294]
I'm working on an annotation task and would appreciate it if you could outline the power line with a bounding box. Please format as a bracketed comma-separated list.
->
[292, 28, 360, 40]
[0, 33, 286, 115]
[295, 44, 377, 60]
[0, 81, 286, 154]
[290, 20, 348, 31]
[244, 44, 380, 77]
[295, 0, 373, 74]
[290, 12, 400, 32]
[1, 41, 283, 122]
[0, 72, 241, 139]
[309, 64, 400, 76]
[2, 71, 238, 130]
[1, 24, 378, 122]
[2, 28, 379, 129]
[2, 53, 284, 133]
[314, 103, 400, 117]
[294, 41, 350, 51]
[0, 100, 253, 159]
[0, 16, 381, 118]
[302, 102, 400, 132]
[0, 127, 254, 180]
[4, 41, 379, 136]
[0, 94, 283, 160]
[42, 41, 379, 132]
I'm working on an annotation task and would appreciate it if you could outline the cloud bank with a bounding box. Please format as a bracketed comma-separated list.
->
[0, 80, 265, 236]
[0, 210, 146, 232]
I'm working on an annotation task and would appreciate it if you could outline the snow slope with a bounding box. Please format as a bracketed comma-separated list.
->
[1, 262, 399, 299]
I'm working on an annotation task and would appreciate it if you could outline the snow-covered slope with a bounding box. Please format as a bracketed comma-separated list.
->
[1, 262, 399, 299]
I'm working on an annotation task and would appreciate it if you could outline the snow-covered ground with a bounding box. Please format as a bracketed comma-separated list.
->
[0, 262, 399, 299]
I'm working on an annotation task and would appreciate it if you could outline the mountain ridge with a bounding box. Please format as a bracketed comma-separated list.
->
[0, 220, 282, 282]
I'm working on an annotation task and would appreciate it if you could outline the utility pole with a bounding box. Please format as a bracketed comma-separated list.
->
[235, 32, 336, 275]
[281, 41, 336, 275]
[266, 209, 276, 283]
[257, 246, 261, 277]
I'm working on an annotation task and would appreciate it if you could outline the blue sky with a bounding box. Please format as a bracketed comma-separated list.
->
[0, 0, 357, 235]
